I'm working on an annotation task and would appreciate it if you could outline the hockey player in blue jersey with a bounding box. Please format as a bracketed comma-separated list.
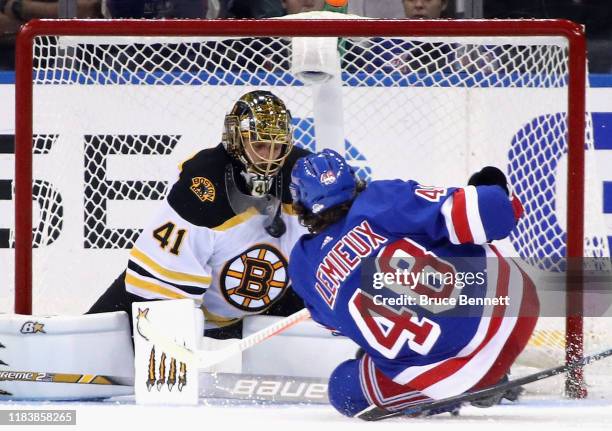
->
[288, 149, 539, 418]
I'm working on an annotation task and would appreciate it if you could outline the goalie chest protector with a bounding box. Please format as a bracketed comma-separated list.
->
[124, 144, 310, 329]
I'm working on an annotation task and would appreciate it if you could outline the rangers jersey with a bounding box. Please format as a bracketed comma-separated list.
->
[289, 180, 537, 400]
[124, 144, 310, 329]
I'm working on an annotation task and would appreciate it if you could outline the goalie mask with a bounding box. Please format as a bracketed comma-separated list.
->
[223, 91, 294, 197]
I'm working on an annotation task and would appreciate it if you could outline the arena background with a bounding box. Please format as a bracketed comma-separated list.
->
[0, 72, 610, 314]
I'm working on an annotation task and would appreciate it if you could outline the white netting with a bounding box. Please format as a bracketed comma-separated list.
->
[5, 21, 610, 395]
[24, 33, 608, 265]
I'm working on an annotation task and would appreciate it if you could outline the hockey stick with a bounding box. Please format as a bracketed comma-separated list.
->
[136, 308, 312, 369]
[200, 372, 329, 404]
[0, 369, 329, 404]
[0, 370, 134, 387]
[356, 347, 612, 421]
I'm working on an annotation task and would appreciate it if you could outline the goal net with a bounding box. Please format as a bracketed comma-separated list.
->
[6, 17, 610, 396]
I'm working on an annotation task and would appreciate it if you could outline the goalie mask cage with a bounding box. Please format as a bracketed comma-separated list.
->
[10, 18, 610, 398]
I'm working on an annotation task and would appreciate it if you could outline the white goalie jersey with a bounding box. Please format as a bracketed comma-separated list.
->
[123, 144, 310, 329]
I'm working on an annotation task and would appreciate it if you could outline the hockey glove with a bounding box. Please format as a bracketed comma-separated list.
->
[468, 166, 523, 220]
[468, 166, 509, 194]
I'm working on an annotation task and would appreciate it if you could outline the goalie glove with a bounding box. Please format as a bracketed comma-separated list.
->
[468, 166, 523, 221]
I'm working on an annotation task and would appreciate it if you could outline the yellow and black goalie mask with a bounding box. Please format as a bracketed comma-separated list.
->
[223, 91, 294, 197]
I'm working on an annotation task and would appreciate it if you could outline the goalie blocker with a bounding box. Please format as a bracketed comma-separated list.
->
[132, 299, 359, 405]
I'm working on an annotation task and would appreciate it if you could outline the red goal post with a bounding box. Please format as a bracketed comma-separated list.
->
[12, 18, 594, 396]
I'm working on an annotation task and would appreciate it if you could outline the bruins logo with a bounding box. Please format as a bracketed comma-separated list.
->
[220, 244, 289, 312]
[190, 177, 216, 202]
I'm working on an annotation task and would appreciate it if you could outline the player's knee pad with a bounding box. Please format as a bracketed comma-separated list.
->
[328, 359, 370, 417]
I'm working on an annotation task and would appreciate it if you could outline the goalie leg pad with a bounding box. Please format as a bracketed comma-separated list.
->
[242, 315, 359, 378]
[0, 311, 134, 400]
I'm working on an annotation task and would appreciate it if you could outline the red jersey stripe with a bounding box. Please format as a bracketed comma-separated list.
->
[450, 189, 474, 244]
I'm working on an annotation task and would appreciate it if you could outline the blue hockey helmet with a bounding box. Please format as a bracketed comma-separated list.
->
[290, 149, 357, 214]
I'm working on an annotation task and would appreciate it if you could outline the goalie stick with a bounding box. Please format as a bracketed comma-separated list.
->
[356, 347, 612, 421]
[136, 308, 311, 369]
[0, 370, 133, 387]
[200, 372, 329, 404]
[0, 369, 330, 404]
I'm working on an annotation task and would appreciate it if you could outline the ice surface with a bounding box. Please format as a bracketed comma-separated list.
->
[3, 395, 611, 431]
